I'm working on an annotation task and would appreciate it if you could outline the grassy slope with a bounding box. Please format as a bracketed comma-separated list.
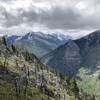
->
[0, 41, 77, 100]
[0, 79, 48, 100]
[0, 55, 49, 100]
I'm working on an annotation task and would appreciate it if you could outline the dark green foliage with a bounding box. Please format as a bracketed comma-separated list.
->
[70, 79, 79, 97]
[2, 36, 7, 46]
[63, 77, 80, 99]
[11, 44, 16, 53]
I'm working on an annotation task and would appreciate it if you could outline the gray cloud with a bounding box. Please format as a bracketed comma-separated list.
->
[41, 7, 81, 29]
[0, 0, 100, 34]
[0, 0, 17, 3]
[4, 9, 39, 27]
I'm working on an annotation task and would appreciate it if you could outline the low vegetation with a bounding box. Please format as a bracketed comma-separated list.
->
[77, 67, 100, 100]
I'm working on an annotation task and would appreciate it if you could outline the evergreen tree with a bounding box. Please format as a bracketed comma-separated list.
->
[70, 79, 79, 98]
[2, 36, 7, 46]
[11, 44, 16, 53]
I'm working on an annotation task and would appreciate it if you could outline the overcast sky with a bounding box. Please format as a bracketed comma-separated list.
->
[0, 0, 100, 36]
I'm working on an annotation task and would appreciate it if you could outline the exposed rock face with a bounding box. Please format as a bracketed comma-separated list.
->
[42, 30, 100, 75]
[43, 40, 81, 75]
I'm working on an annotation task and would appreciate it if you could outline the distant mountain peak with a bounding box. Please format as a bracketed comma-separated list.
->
[6, 31, 72, 58]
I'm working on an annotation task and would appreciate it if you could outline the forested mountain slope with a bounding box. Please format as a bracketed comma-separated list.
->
[0, 37, 94, 100]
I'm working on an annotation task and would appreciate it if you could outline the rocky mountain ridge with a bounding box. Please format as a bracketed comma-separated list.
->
[6, 32, 71, 58]
[42, 30, 100, 75]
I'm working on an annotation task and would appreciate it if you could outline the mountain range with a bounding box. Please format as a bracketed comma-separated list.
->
[0, 36, 94, 100]
[6, 32, 72, 58]
[42, 30, 100, 75]
[6, 30, 100, 76]
[3, 30, 100, 99]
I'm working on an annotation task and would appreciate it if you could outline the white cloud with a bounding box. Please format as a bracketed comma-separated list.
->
[0, 0, 100, 37]
[76, 1, 88, 10]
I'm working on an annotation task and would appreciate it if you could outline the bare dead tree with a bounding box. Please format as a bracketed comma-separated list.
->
[4, 55, 7, 68]
[22, 64, 30, 96]
[64, 94, 66, 100]
[14, 76, 21, 97]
